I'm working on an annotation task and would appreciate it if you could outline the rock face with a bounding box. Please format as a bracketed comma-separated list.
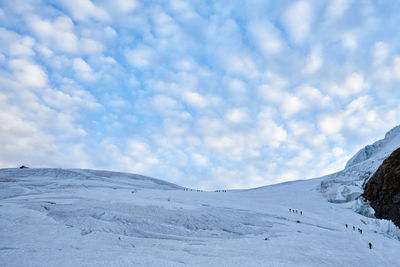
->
[363, 147, 400, 227]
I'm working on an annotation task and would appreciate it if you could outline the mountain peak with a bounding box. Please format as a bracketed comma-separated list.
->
[345, 124, 400, 169]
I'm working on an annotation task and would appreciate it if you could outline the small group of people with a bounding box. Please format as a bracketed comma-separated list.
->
[289, 208, 302, 215]
[183, 188, 204, 192]
[345, 224, 362, 234]
[345, 224, 372, 249]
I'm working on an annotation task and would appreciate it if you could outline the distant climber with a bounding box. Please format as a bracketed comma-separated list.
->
[289, 208, 291, 212]
[358, 228, 362, 234]
[353, 226, 355, 231]
[369, 242, 372, 249]
[345, 224, 348, 228]
[300, 211, 302, 215]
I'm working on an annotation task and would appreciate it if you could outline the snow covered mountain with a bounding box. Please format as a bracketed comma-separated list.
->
[1, 126, 400, 266]
[320, 125, 400, 214]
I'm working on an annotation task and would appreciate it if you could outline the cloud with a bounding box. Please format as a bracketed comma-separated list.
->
[9, 58, 48, 88]
[341, 32, 357, 50]
[247, 20, 284, 55]
[125, 45, 154, 68]
[191, 153, 209, 167]
[152, 95, 179, 111]
[80, 38, 104, 55]
[182, 91, 209, 108]
[325, 0, 351, 20]
[227, 78, 247, 95]
[328, 73, 369, 98]
[224, 55, 258, 78]
[29, 15, 79, 53]
[304, 46, 323, 74]
[373, 55, 400, 82]
[59, 0, 110, 22]
[372, 41, 389, 65]
[105, 0, 140, 14]
[282, 1, 313, 43]
[225, 108, 249, 124]
[2, 0, 400, 191]
[72, 58, 97, 82]
[280, 95, 304, 117]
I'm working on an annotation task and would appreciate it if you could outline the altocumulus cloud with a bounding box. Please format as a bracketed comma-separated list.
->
[1, 0, 400, 190]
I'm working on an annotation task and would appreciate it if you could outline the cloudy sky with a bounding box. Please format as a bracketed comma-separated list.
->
[1, 0, 400, 189]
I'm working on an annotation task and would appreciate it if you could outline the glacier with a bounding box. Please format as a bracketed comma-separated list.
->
[1, 126, 400, 266]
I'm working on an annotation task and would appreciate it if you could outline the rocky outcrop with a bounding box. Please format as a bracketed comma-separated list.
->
[363, 147, 400, 228]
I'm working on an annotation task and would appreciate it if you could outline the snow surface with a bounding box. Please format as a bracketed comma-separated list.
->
[1, 126, 400, 266]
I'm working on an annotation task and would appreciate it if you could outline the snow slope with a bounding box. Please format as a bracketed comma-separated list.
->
[1, 126, 400, 266]
[1, 167, 400, 266]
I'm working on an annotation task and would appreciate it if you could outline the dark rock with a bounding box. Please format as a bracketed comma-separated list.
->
[363, 147, 400, 228]
[19, 165, 28, 169]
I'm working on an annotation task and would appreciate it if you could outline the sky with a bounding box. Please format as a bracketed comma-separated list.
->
[1, 0, 400, 190]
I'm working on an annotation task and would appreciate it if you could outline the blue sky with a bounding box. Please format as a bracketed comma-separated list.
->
[1, 0, 400, 189]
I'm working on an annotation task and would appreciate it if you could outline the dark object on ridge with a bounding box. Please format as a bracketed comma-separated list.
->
[264, 237, 268, 240]
[289, 208, 291, 212]
[363, 147, 400, 228]
[296, 220, 300, 223]
[353, 226, 355, 231]
[345, 224, 348, 228]
[300, 211, 302, 215]
[369, 242, 372, 249]
[19, 165, 28, 169]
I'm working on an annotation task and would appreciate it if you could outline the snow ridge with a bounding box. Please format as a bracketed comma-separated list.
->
[320, 124, 400, 224]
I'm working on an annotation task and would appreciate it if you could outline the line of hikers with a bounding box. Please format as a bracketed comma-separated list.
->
[345, 223, 362, 234]
[289, 208, 302, 215]
[345, 224, 373, 249]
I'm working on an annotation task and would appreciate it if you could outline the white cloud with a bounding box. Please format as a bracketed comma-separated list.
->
[9, 36, 35, 57]
[304, 46, 323, 74]
[225, 55, 258, 78]
[191, 153, 209, 167]
[227, 78, 247, 95]
[72, 58, 97, 82]
[372, 41, 389, 65]
[125, 46, 154, 68]
[80, 38, 104, 55]
[296, 85, 333, 109]
[343, 73, 368, 94]
[0, 28, 35, 57]
[318, 113, 344, 136]
[248, 20, 284, 55]
[151, 95, 179, 111]
[257, 108, 288, 147]
[108, 0, 139, 14]
[182, 91, 208, 108]
[9, 59, 48, 88]
[373, 56, 400, 82]
[152, 10, 180, 38]
[282, 1, 313, 43]
[326, 0, 351, 20]
[59, 0, 110, 22]
[29, 16, 79, 53]
[328, 72, 369, 98]
[126, 138, 159, 173]
[225, 108, 249, 124]
[341, 32, 357, 50]
[280, 95, 304, 117]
